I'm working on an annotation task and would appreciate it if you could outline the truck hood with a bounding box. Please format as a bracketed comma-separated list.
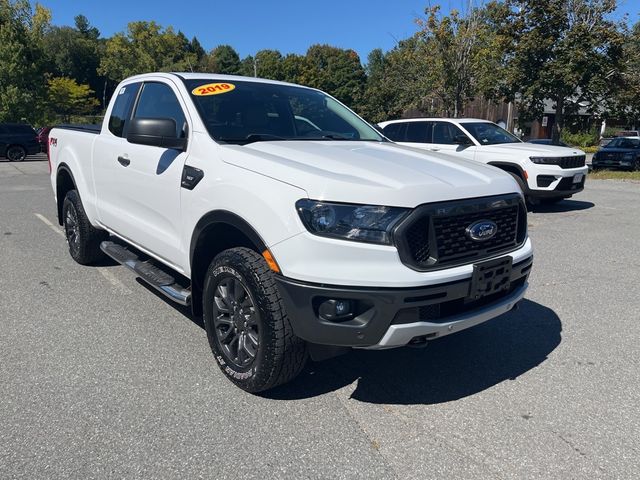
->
[221, 141, 520, 207]
[479, 142, 584, 157]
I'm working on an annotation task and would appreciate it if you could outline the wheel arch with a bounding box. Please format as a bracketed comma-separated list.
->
[189, 211, 268, 316]
[56, 163, 77, 225]
[487, 161, 530, 192]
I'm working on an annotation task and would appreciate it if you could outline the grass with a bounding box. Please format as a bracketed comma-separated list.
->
[588, 169, 640, 181]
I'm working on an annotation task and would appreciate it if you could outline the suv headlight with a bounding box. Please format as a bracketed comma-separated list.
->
[529, 156, 559, 165]
[296, 199, 409, 245]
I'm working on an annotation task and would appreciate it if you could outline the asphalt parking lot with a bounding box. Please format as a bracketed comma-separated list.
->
[1, 157, 639, 479]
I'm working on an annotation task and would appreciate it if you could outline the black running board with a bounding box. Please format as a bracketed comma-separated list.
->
[100, 241, 191, 306]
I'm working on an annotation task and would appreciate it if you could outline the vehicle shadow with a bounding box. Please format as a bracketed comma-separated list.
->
[134, 278, 204, 329]
[529, 199, 594, 213]
[265, 299, 561, 405]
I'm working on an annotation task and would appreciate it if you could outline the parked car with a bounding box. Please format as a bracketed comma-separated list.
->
[527, 138, 569, 147]
[378, 118, 588, 205]
[48, 73, 532, 392]
[0, 123, 40, 161]
[592, 137, 640, 171]
[36, 126, 53, 152]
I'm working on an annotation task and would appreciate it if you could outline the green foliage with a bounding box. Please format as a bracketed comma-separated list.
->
[415, 5, 493, 117]
[560, 129, 599, 147]
[298, 45, 367, 110]
[205, 45, 241, 74]
[492, 0, 624, 141]
[99, 21, 197, 82]
[46, 77, 99, 122]
[0, 0, 50, 124]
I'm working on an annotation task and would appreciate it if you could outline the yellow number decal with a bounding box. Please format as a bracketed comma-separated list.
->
[192, 83, 236, 96]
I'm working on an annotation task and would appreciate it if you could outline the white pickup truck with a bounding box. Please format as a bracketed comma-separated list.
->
[49, 73, 533, 392]
[378, 118, 588, 205]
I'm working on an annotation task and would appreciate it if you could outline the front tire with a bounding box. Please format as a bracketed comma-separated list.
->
[62, 190, 108, 265]
[203, 247, 307, 393]
[6, 145, 26, 162]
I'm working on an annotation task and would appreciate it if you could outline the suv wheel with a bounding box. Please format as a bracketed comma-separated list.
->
[6, 145, 26, 162]
[203, 247, 307, 393]
[62, 190, 108, 265]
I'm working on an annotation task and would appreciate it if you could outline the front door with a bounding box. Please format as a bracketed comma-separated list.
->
[93, 80, 191, 268]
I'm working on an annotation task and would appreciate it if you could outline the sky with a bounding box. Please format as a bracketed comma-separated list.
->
[34, 0, 640, 62]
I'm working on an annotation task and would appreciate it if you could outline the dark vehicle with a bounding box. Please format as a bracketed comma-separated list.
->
[592, 137, 640, 171]
[36, 126, 53, 152]
[527, 138, 569, 147]
[0, 123, 40, 161]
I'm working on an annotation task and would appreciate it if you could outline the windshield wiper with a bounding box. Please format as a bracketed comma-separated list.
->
[218, 133, 288, 145]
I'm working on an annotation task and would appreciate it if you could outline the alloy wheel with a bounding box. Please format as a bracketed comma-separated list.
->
[212, 276, 259, 369]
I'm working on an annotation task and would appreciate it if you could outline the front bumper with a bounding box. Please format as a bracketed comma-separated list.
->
[275, 255, 532, 349]
[526, 165, 588, 199]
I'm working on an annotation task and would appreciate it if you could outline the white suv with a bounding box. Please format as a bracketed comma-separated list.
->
[378, 118, 588, 204]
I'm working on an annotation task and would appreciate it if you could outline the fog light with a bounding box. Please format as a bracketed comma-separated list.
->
[319, 299, 354, 322]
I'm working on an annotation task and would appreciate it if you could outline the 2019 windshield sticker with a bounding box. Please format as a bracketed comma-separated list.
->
[192, 83, 236, 96]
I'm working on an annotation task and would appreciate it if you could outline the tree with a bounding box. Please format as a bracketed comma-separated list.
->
[415, 4, 491, 117]
[205, 45, 241, 74]
[299, 45, 367, 110]
[99, 21, 198, 82]
[0, 0, 50, 123]
[43, 21, 103, 101]
[493, 0, 624, 141]
[46, 77, 99, 122]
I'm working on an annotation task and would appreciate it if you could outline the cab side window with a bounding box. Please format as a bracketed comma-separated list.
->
[433, 122, 467, 144]
[405, 122, 432, 143]
[134, 82, 187, 138]
[382, 122, 406, 141]
[108, 83, 141, 137]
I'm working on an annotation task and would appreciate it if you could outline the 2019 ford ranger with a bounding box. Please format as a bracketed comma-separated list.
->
[378, 118, 588, 205]
[49, 73, 533, 392]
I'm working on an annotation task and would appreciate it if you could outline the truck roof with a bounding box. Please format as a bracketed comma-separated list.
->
[122, 72, 308, 90]
[380, 118, 492, 125]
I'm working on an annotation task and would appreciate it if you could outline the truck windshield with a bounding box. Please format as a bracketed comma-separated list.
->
[185, 79, 385, 145]
[463, 122, 521, 146]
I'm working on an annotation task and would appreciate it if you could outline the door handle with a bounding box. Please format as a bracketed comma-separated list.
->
[117, 156, 130, 167]
[430, 148, 441, 152]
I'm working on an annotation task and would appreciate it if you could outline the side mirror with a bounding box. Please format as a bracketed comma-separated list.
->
[127, 117, 186, 150]
[453, 134, 472, 145]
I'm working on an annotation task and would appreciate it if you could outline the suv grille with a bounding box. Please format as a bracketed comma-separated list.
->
[559, 155, 586, 169]
[395, 194, 526, 271]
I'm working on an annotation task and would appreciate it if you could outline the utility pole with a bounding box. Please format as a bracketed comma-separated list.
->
[253, 57, 258, 77]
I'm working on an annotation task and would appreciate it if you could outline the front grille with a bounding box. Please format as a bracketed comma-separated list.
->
[395, 194, 526, 271]
[433, 206, 518, 263]
[559, 155, 586, 168]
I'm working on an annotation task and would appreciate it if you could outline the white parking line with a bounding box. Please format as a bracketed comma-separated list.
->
[34, 212, 132, 294]
[34, 213, 64, 238]
[97, 267, 132, 294]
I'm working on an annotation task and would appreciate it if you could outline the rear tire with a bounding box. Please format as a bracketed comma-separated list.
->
[62, 190, 108, 265]
[203, 247, 307, 393]
[6, 145, 26, 162]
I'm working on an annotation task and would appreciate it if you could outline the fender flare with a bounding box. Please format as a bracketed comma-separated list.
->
[189, 210, 268, 266]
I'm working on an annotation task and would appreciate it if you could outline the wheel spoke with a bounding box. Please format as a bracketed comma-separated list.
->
[246, 329, 259, 347]
[218, 326, 235, 344]
[236, 334, 245, 364]
[233, 279, 245, 302]
[214, 293, 230, 313]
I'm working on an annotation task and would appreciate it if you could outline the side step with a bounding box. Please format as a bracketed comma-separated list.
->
[100, 241, 191, 306]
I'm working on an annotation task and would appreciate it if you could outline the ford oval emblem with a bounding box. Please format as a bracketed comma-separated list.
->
[466, 220, 498, 241]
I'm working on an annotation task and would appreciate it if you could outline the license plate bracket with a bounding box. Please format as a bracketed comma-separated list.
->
[573, 173, 584, 184]
[469, 257, 512, 300]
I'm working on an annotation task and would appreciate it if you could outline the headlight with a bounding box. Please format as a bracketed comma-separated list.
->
[529, 156, 559, 165]
[296, 199, 409, 245]
[623, 153, 634, 160]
